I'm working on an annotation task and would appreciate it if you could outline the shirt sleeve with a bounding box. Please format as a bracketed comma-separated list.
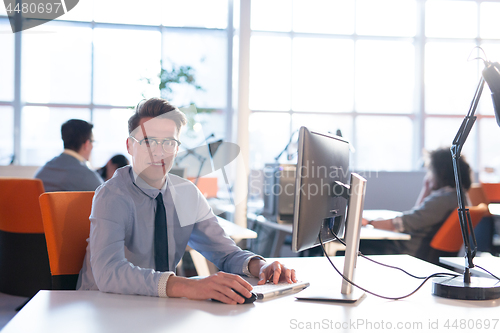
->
[88, 186, 168, 297]
[399, 189, 457, 236]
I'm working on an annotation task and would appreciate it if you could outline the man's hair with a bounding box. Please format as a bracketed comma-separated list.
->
[428, 147, 472, 191]
[128, 98, 188, 135]
[61, 119, 94, 152]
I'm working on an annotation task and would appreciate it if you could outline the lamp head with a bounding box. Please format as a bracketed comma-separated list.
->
[482, 61, 500, 127]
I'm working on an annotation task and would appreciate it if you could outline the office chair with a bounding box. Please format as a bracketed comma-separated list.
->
[39, 191, 94, 290]
[481, 182, 500, 203]
[427, 203, 489, 264]
[0, 178, 52, 297]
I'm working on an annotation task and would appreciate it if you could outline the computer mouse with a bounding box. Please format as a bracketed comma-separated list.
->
[211, 290, 257, 304]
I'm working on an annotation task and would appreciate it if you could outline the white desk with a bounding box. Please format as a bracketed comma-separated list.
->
[249, 210, 410, 257]
[3, 255, 499, 333]
[439, 256, 500, 279]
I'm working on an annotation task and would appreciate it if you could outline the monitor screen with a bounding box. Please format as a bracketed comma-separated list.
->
[291, 126, 367, 302]
[292, 127, 350, 253]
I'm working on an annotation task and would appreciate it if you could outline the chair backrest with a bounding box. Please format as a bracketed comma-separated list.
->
[480, 183, 500, 203]
[430, 203, 489, 253]
[468, 183, 489, 206]
[0, 177, 45, 233]
[0, 177, 51, 297]
[39, 191, 94, 290]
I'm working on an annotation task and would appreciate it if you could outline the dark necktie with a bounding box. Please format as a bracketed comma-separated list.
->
[154, 192, 169, 271]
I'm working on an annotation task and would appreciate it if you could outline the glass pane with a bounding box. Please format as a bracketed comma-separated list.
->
[94, 0, 161, 25]
[162, 30, 227, 109]
[292, 38, 354, 112]
[425, 117, 476, 170]
[21, 107, 91, 166]
[355, 40, 415, 113]
[93, 28, 161, 107]
[55, 0, 93, 22]
[425, 42, 478, 115]
[292, 0, 354, 35]
[249, 35, 291, 111]
[22, 23, 92, 104]
[356, 0, 416, 37]
[292, 113, 353, 144]
[249, 113, 290, 169]
[426, 1, 477, 38]
[0, 20, 14, 101]
[0, 3, 7, 15]
[175, 109, 226, 178]
[480, 2, 500, 39]
[355, 116, 413, 171]
[92, 108, 134, 168]
[162, 0, 227, 29]
[479, 118, 500, 182]
[479, 43, 500, 116]
[251, 0, 291, 32]
[0, 106, 14, 165]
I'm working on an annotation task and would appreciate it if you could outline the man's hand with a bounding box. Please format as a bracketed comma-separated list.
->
[166, 272, 253, 305]
[256, 261, 297, 285]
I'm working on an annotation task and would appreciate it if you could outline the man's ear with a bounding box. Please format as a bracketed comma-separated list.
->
[126, 138, 132, 155]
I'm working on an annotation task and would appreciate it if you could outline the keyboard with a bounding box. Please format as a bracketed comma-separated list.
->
[251, 281, 310, 300]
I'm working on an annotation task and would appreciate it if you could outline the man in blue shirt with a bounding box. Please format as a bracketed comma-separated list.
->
[78, 98, 296, 304]
[35, 119, 103, 192]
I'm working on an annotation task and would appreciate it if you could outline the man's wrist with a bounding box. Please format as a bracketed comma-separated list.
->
[248, 257, 266, 277]
[158, 272, 175, 298]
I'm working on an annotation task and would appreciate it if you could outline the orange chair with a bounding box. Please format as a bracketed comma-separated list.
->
[428, 203, 490, 263]
[0, 178, 52, 297]
[39, 191, 94, 290]
[480, 183, 500, 203]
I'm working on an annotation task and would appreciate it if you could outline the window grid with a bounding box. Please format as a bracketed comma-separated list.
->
[0, 6, 233, 166]
[249, 0, 500, 173]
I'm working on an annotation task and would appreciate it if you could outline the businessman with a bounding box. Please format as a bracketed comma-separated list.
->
[78, 98, 297, 304]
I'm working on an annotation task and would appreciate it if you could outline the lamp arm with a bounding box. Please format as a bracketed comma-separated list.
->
[450, 77, 485, 283]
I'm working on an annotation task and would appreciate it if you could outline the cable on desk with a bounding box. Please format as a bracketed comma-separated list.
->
[328, 226, 439, 280]
[474, 265, 500, 281]
[318, 232, 460, 301]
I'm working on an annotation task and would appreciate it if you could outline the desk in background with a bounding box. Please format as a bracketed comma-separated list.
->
[439, 256, 500, 279]
[186, 216, 257, 276]
[3, 255, 499, 333]
[249, 210, 410, 257]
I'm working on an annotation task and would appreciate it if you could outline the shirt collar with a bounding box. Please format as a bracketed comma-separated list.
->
[63, 149, 86, 162]
[131, 167, 168, 195]
[63, 149, 93, 169]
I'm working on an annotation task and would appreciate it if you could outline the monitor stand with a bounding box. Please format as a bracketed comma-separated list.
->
[297, 288, 365, 303]
[296, 173, 367, 303]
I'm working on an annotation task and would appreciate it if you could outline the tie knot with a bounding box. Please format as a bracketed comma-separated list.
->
[156, 192, 164, 203]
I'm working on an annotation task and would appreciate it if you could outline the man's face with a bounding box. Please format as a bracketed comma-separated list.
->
[127, 117, 179, 189]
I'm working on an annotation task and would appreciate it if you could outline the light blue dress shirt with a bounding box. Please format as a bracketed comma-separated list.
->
[77, 166, 256, 297]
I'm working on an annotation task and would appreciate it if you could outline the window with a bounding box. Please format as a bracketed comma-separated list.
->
[3, 0, 500, 180]
[248, 0, 500, 177]
[2, 0, 231, 168]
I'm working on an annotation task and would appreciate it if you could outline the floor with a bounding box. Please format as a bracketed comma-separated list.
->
[0, 292, 29, 330]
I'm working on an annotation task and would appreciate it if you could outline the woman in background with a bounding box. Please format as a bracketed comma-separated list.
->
[98, 154, 129, 181]
[362, 147, 472, 262]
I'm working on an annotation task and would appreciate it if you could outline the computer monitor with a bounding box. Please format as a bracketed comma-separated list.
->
[292, 126, 367, 302]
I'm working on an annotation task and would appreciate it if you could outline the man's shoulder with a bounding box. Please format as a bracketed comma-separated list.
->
[167, 173, 202, 196]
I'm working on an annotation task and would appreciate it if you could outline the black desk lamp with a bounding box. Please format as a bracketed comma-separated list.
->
[432, 58, 500, 300]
